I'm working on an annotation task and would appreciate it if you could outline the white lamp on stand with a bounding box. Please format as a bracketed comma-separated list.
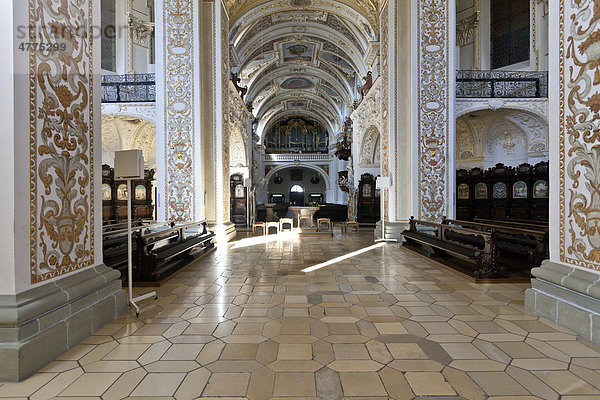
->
[375, 176, 398, 243]
[114, 150, 158, 317]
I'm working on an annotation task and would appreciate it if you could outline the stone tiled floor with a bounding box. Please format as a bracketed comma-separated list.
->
[2, 231, 600, 399]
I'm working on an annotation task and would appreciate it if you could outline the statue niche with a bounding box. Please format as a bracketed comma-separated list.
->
[264, 117, 329, 154]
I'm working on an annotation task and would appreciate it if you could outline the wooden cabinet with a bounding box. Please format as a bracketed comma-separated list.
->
[358, 174, 380, 223]
[230, 174, 247, 227]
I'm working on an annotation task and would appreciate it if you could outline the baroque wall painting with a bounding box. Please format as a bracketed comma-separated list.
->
[163, 0, 195, 222]
[416, 0, 452, 221]
[559, 0, 600, 269]
[29, 0, 96, 283]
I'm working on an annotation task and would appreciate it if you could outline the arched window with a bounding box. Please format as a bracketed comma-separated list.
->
[290, 185, 304, 193]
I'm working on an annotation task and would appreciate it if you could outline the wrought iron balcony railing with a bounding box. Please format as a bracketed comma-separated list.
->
[456, 70, 548, 98]
[101, 74, 156, 103]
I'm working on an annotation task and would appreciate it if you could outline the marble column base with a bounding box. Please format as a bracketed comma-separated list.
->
[525, 260, 600, 344]
[0, 265, 126, 381]
[375, 220, 410, 242]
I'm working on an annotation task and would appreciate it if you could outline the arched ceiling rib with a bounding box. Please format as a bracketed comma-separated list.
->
[229, 0, 379, 142]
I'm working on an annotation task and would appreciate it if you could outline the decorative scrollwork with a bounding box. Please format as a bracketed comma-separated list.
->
[29, 0, 95, 283]
[559, 0, 600, 269]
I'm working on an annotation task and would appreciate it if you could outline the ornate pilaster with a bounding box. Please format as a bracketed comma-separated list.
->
[526, 0, 600, 345]
[0, 0, 125, 381]
[214, 1, 231, 227]
[413, 0, 455, 221]
[155, 0, 202, 222]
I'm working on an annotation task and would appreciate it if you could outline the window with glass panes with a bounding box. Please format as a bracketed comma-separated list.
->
[101, 0, 117, 72]
[491, 0, 530, 69]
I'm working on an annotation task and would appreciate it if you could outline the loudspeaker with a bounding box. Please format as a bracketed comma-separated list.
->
[115, 150, 144, 180]
[376, 176, 391, 189]
[244, 178, 252, 188]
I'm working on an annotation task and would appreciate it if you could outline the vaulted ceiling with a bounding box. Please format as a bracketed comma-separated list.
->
[228, 0, 381, 142]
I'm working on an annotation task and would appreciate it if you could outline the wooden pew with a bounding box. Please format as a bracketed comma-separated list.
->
[402, 217, 503, 279]
[103, 221, 215, 284]
[103, 222, 168, 274]
[134, 221, 215, 283]
[443, 218, 549, 270]
[474, 217, 548, 231]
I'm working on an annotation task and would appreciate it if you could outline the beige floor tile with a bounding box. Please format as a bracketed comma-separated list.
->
[161, 343, 204, 360]
[441, 343, 487, 359]
[104, 344, 151, 360]
[405, 371, 456, 396]
[131, 373, 186, 397]
[333, 343, 370, 359]
[60, 373, 121, 396]
[469, 372, 530, 396]
[277, 344, 312, 360]
[385, 343, 427, 360]
[339, 372, 387, 397]
[0, 373, 57, 397]
[534, 370, 600, 395]
[373, 322, 408, 335]
[273, 372, 316, 396]
[9, 233, 600, 399]
[102, 367, 147, 400]
[328, 360, 383, 372]
[203, 372, 250, 397]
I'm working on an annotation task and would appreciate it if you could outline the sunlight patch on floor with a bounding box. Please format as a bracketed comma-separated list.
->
[302, 242, 386, 273]
[229, 231, 300, 249]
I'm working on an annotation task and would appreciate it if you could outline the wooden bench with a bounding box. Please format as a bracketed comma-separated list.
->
[444, 218, 548, 269]
[402, 217, 503, 279]
[103, 221, 215, 284]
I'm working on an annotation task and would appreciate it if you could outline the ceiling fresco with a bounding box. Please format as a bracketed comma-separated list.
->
[229, 0, 380, 144]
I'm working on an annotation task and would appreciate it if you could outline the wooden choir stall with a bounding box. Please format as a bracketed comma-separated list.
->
[102, 164, 155, 223]
[456, 162, 549, 222]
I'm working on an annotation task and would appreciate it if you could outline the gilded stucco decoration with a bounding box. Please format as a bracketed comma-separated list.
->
[221, 1, 232, 222]
[352, 79, 382, 167]
[29, 0, 95, 283]
[163, 0, 195, 223]
[359, 126, 381, 167]
[559, 0, 600, 269]
[101, 115, 157, 168]
[416, 0, 452, 221]
[229, 83, 252, 168]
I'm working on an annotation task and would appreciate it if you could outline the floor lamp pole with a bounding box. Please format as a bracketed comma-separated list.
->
[126, 179, 157, 317]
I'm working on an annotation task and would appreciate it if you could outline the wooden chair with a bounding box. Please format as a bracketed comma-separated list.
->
[298, 209, 313, 228]
[317, 218, 332, 232]
[252, 222, 266, 235]
[345, 221, 359, 233]
[266, 221, 279, 235]
[332, 221, 346, 233]
[279, 218, 294, 232]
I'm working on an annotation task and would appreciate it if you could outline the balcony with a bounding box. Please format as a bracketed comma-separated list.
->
[456, 70, 548, 98]
[101, 74, 156, 103]
[263, 153, 334, 162]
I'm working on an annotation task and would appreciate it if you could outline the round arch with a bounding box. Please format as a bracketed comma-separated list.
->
[264, 164, 331, 190]
[455, 103, 548, 126]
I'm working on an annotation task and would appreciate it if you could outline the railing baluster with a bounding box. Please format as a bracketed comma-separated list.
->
[101, 74, 156, 103]
[456, 70, 547, 99]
